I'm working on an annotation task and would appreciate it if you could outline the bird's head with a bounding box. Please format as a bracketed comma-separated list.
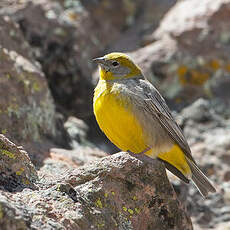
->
[93, 52, 142, 80]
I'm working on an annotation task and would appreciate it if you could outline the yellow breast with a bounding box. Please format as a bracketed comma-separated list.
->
[93, 80, 148, 153]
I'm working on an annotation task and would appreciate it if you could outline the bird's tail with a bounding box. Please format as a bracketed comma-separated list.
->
[185, 156, 216, 197]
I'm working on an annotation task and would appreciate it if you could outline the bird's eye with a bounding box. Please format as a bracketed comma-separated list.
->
[112, 61, 119, 67]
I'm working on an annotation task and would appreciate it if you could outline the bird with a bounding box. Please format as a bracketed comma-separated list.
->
[93, 52, 216, 197]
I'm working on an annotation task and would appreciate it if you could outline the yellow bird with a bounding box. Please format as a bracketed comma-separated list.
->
[93, 52, 216, 197]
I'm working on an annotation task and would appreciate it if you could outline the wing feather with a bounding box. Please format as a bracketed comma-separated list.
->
[134, 79, 195, 163]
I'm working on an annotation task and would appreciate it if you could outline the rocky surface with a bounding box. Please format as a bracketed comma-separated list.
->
[0, 15, 70, 166]
[0, 134, 37, 192]
[0, 0, 229, 229]
[130, 0, 230, 110]
[0, 15, 55, 144]
[170, 98, 230, 229]
[0, 148, 192, 230]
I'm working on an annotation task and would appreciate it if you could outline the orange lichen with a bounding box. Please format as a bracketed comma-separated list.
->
[178, 68, 210, 86]
[207, 59, 220, 70]
[225, 63, 230, 72]
[177, 65, 188, 77]
[177, 59, 230, 86]
[190, 70, 210, 85]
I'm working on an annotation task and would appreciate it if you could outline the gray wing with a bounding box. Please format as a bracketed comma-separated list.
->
[134, 79, 195, 163]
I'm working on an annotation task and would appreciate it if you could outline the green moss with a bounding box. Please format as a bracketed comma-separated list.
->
[0, 204, 3, 219]
[134, 207, 140, 214]
[6, 73, 11, 79]
[16, 167, 25, 176]
[56, 184, 61, 192]
[127, 208, 134, 215]
[122, 206, 127, 212]
[7, 104, 19, 117]
[95, 199, 103, 209]
[22, 178, 30, 185]
[104, 193, 108, 198]
[9, 93, 56, 141]
[0, 149, 16, 159]
[32, 82, 41, 92]
[97, 222, 105, 228]
[1, 129, 7, 134]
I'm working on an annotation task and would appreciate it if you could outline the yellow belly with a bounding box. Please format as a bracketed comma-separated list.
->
[93, 85, 148, 153]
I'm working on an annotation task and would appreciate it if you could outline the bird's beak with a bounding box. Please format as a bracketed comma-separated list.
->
[93, 57, 106, 65]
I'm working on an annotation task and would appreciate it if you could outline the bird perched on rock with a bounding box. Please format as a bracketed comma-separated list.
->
[93, 52, 216, 197]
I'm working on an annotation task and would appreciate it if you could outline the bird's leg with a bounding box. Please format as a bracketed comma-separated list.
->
[138, 147, 151, 155]
[127, 147, 152, 163]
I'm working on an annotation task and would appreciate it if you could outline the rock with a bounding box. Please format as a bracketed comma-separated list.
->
[10, 1, 95, 118]
[180, 98, 212, 123]
[0, 198, 31, 230]
[49, 146, 107, 167]
[64, 116, 92, 148]
[215, 222, 230, 230]
[224, 171, 230, 182]
[0, 152, 192, 230]
[169, 97, 230, 229]
[107, 0, 177, 52]
[62, 152, 192, 230]
[0, 14, 32, 60]
[0, 15, 70, 164]
[130, 0, 230, 109]
[0, 134, 37, 192]
[0, 15, 55, 143]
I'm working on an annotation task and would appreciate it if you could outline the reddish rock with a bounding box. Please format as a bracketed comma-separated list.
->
[0, 149, 193, 230]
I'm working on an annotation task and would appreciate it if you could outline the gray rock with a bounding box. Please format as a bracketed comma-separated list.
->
[0, 135, 38, 192]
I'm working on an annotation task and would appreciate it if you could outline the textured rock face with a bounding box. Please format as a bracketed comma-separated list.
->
[0, 151, 192, 230]
[171, 98, 230, 229]
[64, 153, 192, 230]
[107, 0, 177, 52]
[0, 15, 70, 167]
[0, 134, 37, 192]
[11, 1, 95, 118]
[130, 0, 230, 109]
[0, 16, 56, 145]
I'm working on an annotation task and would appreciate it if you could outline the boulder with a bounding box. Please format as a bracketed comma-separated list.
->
[0, 152, 192, 230]
[0, 15, 70, 165]
[172, 98, 230, 229]
[107, 0, 177, 52]
[0, 134, 37, 192]
[0, 16, 55, 143]
[130, 0, 230, 109]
